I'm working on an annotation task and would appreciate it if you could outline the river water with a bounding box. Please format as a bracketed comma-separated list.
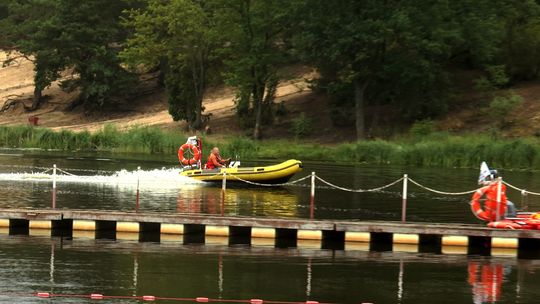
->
[0, 150, 540, 303]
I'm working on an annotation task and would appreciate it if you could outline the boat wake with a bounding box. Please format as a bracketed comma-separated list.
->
[0, 167, 203, 191]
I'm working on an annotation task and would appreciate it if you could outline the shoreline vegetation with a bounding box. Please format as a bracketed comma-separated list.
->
[1, 125, 539, 170]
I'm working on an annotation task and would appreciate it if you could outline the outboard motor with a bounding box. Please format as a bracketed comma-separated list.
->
[228, 154, 241, 168]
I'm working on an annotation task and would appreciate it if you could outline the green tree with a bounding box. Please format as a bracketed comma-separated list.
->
[0, 0, 63, 110]
[0, 1, 10, 45]
[449, 0, 505, 67]
[451, 0, 540, 81]
[52, 0, 136, 109]
[294, 0, 458, 140]
[1, 0, 137, 110]
[500, 0, 540, 80]
[216, 0, 292, 139]
[122, 0, 221, 130]
[1, 0, 136, 110]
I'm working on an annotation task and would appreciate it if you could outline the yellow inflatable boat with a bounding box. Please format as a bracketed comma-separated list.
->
[180, 159, 303, 184]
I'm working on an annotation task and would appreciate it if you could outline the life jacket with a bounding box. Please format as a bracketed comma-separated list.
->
[206, 153, 220, 169]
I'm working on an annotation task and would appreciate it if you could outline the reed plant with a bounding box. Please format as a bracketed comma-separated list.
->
[1, 124, 540, 170]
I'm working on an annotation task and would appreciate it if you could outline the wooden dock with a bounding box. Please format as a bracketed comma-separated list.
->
[1, 208, 540, 257]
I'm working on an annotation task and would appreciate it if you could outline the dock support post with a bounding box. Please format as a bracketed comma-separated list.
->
[401, 174, 408, 223]
[135, 166, 141, 212]
[52, 164, 57, 209]
[310, 172, 315, 220]
[496, 177, 502, 221]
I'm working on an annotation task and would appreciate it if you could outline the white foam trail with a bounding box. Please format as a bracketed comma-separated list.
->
[0, 168, 203, 191]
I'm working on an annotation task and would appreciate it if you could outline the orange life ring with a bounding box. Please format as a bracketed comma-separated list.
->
[487, 220, 534, 230]
[470, 187, 491, 221]
[527, 219, 540, 229]
[178, 143, 200, 166]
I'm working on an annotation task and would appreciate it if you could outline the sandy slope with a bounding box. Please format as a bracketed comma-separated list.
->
[0, 51, 314, 134]
[6, 49, 538, 141]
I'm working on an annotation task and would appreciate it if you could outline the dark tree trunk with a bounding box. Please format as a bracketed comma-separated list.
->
[157, 57, 168, 88]
[368, 104, 379, 139]
[193, 97, 203, 130]
[66, 96, 85, 111]
[28, 86, 43, 111]
[252, 81, 265, 140]
[354, 79, 367, 140]
[253, 100, 263, 139]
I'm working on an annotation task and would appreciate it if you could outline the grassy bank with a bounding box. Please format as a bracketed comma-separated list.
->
[1, 125, 539, 169]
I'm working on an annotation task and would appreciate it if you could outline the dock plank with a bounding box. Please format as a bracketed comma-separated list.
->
[61, 210, 335, 230]
[0, 209, 62, 220]
[0, 208, 539, 240]
[335, 221, 540, 239]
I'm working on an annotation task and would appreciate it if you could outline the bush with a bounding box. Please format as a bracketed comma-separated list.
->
[474, 65, 510, 92]
[474, 76, 494, 92]
[127, 126, 166, 153]
[224, 137, 259, 158]
[337, 140, 396, 164]
[291, 112, 312, 138]
[410, 119, 435, 137]
[489, 92, 523, 128]
[92, 124, 121, 149]
[486, 65, 510, 88]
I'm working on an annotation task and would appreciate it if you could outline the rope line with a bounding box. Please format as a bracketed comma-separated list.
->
[227, 174, 312, 187]
[407, 178, 477, 196]
[0, 164, 113, 173]
[39, 168, 53, 175]
[0, 292, 333, 304]
[56, 168, 77, 176]
[6, 164, 540, 198]
[315, 176, 404, 193]
[57, 167, 115, 174]
[503, 181, 540, 196]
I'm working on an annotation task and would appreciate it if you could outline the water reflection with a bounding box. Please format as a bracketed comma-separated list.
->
[1, 235, 540, 303]
[3, 150, 540, 222]
[468, 261, 506, 303]
[177, 186, 300, 217]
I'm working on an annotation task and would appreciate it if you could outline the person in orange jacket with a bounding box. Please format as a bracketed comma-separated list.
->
[205, 147, 231, 169]
[470, 166, 516, 221]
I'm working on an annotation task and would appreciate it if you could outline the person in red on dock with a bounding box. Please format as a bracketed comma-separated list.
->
[205, 147, 231, 169]
[470, 162, 516, 221]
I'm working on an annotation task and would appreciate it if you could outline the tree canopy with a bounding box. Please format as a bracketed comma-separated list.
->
[122, 0, 222, 130]
[1, 0, 135, 110]
[2, 0, 540, 138]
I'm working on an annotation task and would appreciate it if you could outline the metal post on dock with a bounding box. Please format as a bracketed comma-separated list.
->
[221, 172, 227, 216]
[222, 172, 227, 192]
[52, 164, 57, 209]
[496, 177, 502, 221]
[401, 174, 408, 223]
[135, 166, 140, 212]
[521, 190, 528, 211]
[310, 172, 315, 220]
